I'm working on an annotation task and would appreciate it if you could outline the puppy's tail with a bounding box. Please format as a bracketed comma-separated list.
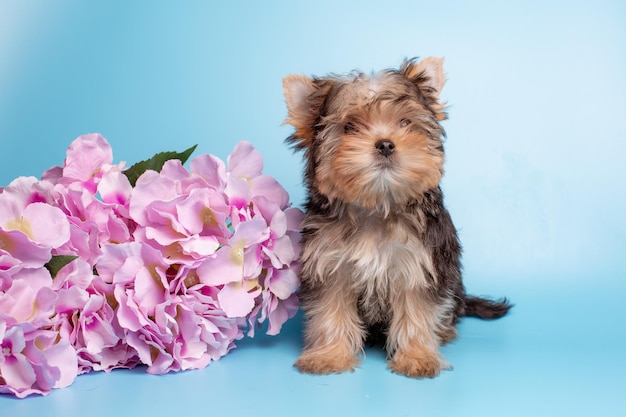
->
[464, 296, 512, 320]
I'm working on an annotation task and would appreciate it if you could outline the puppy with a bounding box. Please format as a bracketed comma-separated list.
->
[283, 57, 511, 378]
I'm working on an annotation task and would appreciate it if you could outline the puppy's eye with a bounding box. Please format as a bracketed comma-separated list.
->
[400, 119, 412, 128]
[344, 122, 358, 134]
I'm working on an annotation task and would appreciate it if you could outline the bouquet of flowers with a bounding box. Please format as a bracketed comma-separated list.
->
[0, 134, 303, 398]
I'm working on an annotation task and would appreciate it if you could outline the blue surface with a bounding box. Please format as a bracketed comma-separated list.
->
[1, 1, 625, 416]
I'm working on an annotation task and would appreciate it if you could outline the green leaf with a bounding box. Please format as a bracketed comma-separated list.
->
[123, 144, 198, 186]
[45, 255, 79, 278]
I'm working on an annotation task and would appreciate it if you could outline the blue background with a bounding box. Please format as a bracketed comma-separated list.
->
[1, 1, 625, 416]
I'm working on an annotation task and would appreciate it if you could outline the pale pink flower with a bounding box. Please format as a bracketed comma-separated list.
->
[125, 320, 174, 374]
[75, 295, 123, 372]
[0, 324, 78, 398]
[50, 260, 135, 374]
[254, 196, 303, 269]
[0, 268, 78, 397]
[22, 328, 77, 393]
[122, 280, 243, 374]
[54, 185, 131, 251]
[226, 141, 289, 209]
[129, 161, 228, 266]
[0, 177, 71, 266]
[198, 217, 270, 286]
[59, 134, 127, 194]
[189, 153, 227, 192]
[265, 268, 300, 335]
[265, 291, 300, 336]
[55, 216, 101, 266]
[197, 217, 270, 318]
[97, 170, 132, 207]
[175, 288, 243, 365]
[0, 324, 37, 397]
[97, 242, 169, 321]
[0, 268, 56, 331]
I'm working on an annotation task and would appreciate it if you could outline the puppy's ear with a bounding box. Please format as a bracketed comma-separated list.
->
[283, 75, 331, 149]
[401, 57, 447, 120]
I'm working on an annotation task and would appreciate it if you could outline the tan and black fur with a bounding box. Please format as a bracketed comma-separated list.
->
[283, 57, 511, 378]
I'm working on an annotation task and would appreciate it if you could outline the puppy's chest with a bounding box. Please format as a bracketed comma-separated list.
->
[332, 215, 435, 288]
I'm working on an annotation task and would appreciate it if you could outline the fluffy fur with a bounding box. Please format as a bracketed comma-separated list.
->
[283, 57, 511, 378]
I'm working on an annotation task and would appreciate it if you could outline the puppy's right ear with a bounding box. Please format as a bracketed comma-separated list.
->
[283, 75, 330, 150]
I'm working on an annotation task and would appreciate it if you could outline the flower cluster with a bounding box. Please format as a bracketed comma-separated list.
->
[0, 134, 302, 397]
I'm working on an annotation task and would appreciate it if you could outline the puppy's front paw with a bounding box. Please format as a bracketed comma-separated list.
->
[389, 348, 447, 379]
[294, 351, 360, 375]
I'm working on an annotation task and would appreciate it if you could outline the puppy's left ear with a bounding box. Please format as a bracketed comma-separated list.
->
[401, 57, 447, 120]
[283, 75, 320, 150]
[402, 57, 446, 97]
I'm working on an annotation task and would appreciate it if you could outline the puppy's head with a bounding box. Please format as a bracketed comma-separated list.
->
[283, 57, 448, 214]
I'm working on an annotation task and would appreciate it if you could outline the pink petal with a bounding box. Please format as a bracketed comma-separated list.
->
[44, 339, 78, 389]
[62, 134, 113, 182]
[0, 230, 51, 267]
[267, 293, 299, 336]
[224, 175, 251, 209]
[197, 247, 243, 286]
[55, 286, 89, 312]
[2, 325, 26, 353]
[0, 327, 36, 392]
[268, 268, 300, 300]
[129, 171, 179, 225]
[23, 330, 72, 392]
[97, 170, 132, 205]
[41, 166, 63, 183]
[175, 188, 230, 237]
[252, 195, 284, 234]
[227, 141, 263, 180]
[133, 267, 167, 316]
[232, 217, 270, 246]
[217, 282, 257, 318]
[267, 234, 298, 267]
[243, 245, 263, 279]
[190, 154, 227, 191]
[22, 203, 70, 248]
[114, 287, 144, 332]
[0, 176, 56, 210]
[144, 224, 186, 246]
[0, 354, 37, 394]
[251, 175, 289, 209]
[178, 235, 220, 259]
[285, 207, 304, 231]
[160, 159, 191, 182]
[173, 188, 211, 235]
[52, 257, 95, 291]
[0, 269, 55, 324]
[82, 314, 119, 355]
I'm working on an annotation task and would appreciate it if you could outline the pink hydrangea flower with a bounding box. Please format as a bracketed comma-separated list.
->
[0, 268, 78, 397]
[58, 133, 125, 194]
[0, 134, 303, 396]
[52, 271, 131, 374]
[0, 177, 71, 269]
[130, 160, 230, 266]
[226, 141, 289, 210]
[0, 326, 78, 398]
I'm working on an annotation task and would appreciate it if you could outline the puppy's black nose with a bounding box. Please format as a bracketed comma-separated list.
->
[375, 139, 395, 157]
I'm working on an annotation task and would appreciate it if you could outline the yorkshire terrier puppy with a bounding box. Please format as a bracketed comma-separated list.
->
[282, 57, 511, 378]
